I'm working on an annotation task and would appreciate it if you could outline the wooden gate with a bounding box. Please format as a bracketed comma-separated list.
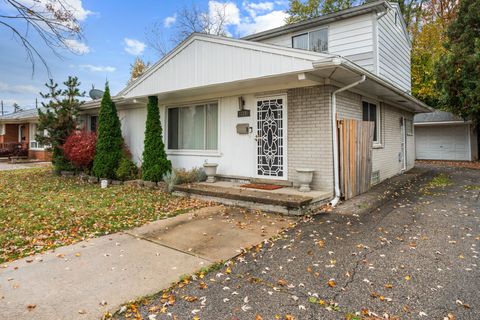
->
[338, 119, 374, 200]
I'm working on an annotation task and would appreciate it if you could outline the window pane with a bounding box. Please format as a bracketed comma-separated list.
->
[206, 103, 218, 150]
[292, 33, 308, 50]
[90, 116, 98, 133]
[309, 29, 328, 52]
[369, 104, 377, 141]
[168, 104, 218, 151]
[168, 108, 179, 149]
[178, 105, 205, 150]
[362, 101, 369, 121]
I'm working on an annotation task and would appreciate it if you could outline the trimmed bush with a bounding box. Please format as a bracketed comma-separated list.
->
[142, 96, 171, 182]
[92, 84, 124, 179]
[63, 131, 97, 170]
[116, 157, 138, 181]
[176, 167, 207, 184]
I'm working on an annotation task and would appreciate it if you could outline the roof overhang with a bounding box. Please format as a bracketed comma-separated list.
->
[414, 121, 472, 126]
[310, 57, 432, 113]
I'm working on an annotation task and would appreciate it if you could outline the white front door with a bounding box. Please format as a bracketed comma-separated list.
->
[255, 96, 287, 179]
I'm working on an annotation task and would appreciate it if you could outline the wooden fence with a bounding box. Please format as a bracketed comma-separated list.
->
[338, 119, 374, 200]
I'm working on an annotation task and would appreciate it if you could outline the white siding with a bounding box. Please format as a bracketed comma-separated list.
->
[118, 108, 147, 164]
[123, 36, 324, 99]
[257, 14, 375, 72]
[377, 4, 411, 92]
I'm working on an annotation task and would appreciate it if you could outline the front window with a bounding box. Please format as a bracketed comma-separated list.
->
[292, 28, 328, 52]
[362, 101, 380, 143]
[30, 123, 45, 149]
[168, 102, 218, 150]
[90, 115, 98, 133]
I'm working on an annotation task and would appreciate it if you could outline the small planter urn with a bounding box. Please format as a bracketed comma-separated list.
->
[100, 179, 109, 189]
[203, 163, 218, 183]
[296, 168, 314, 192]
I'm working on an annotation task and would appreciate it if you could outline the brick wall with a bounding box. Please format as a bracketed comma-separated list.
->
[287, 86, 333, 191]
[335, 89, 416, 182]
[2, 124, 20, 143]
[28, 150, 52, 161]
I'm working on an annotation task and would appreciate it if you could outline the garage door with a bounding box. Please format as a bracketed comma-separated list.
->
[416, 125, 470, 160]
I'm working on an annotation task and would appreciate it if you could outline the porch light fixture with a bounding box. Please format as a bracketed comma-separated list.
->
[237, 96, 250, 117]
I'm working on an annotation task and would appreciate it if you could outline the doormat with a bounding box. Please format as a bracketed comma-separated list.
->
[240, 183, 283, 190]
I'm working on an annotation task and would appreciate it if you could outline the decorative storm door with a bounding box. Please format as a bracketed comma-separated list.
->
[256, 97, 285, 178]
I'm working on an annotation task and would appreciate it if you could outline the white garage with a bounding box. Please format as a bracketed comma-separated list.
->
[414, 111, 478, 161]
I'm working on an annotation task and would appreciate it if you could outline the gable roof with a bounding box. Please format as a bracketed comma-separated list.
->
[118, 33, 335, 99]
[243, 0, 390, 41]
[414, 110, 466, 123]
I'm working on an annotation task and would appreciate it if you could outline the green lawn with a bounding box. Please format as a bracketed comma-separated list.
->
[0, 168, 207, 263]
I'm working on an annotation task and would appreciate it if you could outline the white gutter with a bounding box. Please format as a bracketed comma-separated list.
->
[329, 74, 366, 207]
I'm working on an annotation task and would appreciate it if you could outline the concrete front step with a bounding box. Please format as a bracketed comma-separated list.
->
[174, 183, 331, 215]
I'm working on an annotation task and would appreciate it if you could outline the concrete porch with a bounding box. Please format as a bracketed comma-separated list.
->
[174, 180, 332, 215]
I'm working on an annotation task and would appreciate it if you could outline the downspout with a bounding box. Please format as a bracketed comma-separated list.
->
[329, 74, 366, 207]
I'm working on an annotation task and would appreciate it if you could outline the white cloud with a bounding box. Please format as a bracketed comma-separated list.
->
[124, 38, 146, 55]
[0, 82, 41, 95]
[18, 0, 92, 21]
[236, 10, 288, 36]
[65, 39, 90, 54]
[79, 64, 116, 72]
[209, 1, 241, 26]
[163, 14, 177, 28]
[243, 1, 274, 17]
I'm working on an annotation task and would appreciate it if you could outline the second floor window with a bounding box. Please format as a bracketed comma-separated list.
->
[292, 28, 328, 53]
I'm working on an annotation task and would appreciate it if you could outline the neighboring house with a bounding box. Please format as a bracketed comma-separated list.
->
[0, 108, 51, 161]
[78, 0, 430, 201]
[414, 111, 478, 161]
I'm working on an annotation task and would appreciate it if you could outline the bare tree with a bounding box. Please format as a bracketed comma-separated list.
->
[146, 2, 231, 58]
[0, 0, 84, 74]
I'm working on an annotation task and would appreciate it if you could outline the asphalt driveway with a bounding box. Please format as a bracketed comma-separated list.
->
[116, 166, 479, 319]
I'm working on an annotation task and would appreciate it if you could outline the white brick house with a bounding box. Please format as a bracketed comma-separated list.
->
[80, 1, 430, 202]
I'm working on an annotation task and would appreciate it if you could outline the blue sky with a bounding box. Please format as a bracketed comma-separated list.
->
[0, 0, 290, 113]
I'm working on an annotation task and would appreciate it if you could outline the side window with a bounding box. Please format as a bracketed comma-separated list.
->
[362, 101, 380, 143]
[292, 33, 308, 50]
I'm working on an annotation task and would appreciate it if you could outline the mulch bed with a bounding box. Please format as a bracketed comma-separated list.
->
[416, 160, 480, 170]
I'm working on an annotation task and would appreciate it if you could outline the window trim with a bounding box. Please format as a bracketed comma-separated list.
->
[29, 122, 46, 150]
[405, 118, 413, 136]
[362, 99, 382, 147]
[291, 27, 329, 52]
[165, 100, 220, 154]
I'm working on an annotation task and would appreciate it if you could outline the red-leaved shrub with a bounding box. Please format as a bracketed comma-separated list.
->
[63, 131, 97, 169]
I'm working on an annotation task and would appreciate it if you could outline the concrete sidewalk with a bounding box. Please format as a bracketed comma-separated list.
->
[0, 206, 295, 320]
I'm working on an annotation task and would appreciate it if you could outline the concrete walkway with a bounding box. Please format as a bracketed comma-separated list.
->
[0, 206, 295, 320]
[0, 160, 51, 171]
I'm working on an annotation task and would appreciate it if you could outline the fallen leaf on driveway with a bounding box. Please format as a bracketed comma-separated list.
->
[26, 304, 36, 311]
[327, 279, 337, 287]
